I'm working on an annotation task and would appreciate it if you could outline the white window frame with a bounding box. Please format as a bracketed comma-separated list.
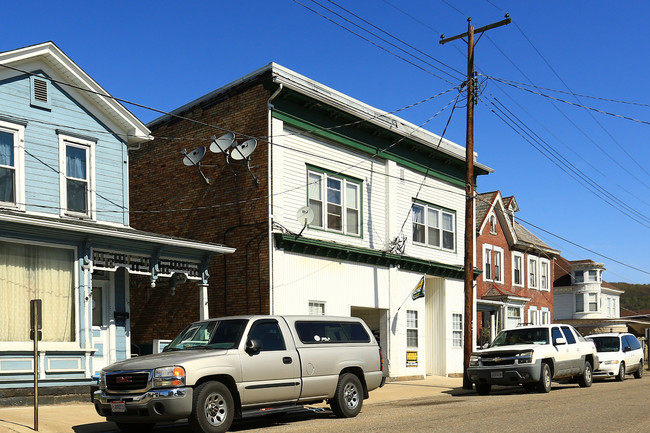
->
[307, 168, 361, 236]
[452, 313, 463, 348]
[573, 271, 584, 283]
[576, 293, 584, 313]
[59, 134, 96, 219]
[528, 306, 539, 325]
[512, 252, 524, 287]
[0, 120, 25, 210]
[308, 301, 325, 316]
[540, 308, 550, 324]
[540, 259, 550, 291]
[483, 245, 493, 281]
[483, 245, 504, 283]
[489, 214, 497, 234]
[412, 202, 456, 251]
[588, 293, 598, 312]
[588, 270, 599, 282]
[406, 310, 418, 348]
[528, 256, 538, 289]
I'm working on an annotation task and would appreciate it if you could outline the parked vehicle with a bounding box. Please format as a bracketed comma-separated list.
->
[94, 315, 385, 433]
[587, 333, 644, 381]
[467, 324, 599, 395]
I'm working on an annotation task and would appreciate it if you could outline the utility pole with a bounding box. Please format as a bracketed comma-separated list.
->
[440, 14, 510, 390]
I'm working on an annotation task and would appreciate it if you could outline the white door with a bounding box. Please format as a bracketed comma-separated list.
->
[91, 279, 115, 373]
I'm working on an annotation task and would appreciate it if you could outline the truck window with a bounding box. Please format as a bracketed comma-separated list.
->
[552, 327, 564, 345]
[560, 326, 577, 344]
[295, 321, 370, 344]
[247, 320, 287, 351]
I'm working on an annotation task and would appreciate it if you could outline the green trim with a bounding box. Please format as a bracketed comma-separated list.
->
[274, 110, 467, 188]
[273, 232, 479, 280]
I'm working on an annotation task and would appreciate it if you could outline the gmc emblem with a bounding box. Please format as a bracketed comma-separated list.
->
[115, 376, 132, 384]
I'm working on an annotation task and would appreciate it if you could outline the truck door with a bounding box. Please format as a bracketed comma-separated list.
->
[240, 319, 301, 406]
[560, 326, 580, 375]
[552, 326, 570, 376]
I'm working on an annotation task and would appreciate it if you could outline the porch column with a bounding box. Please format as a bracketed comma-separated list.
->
[199, 283, 209, 320]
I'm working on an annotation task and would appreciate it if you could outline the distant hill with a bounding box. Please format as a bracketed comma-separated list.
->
[611, 282, 650, 312]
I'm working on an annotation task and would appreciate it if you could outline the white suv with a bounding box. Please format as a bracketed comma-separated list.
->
[587, 333, 644, 381]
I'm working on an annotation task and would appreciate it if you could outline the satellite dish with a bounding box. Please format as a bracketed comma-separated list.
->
[210, 132, 235, 154]
[296, 206, 315, 237]
[230, 139, 257, 161]
[182, 146, 206, 166]
[296, 206, 315, 225]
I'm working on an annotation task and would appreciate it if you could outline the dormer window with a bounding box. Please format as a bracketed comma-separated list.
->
[574, 271, 584, 283]
[588, 270, 599, 282]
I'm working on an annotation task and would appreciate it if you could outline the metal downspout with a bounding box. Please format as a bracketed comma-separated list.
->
[267, 81, 283, 314]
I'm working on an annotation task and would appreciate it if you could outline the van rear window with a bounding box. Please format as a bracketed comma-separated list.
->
[295, 321, 370, 344]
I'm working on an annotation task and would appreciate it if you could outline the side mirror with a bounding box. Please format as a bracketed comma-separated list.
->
[482, 343, 490, 349]
[245, 339, 262, 355]
[554, 337, 567, 346]
[623, 346, 631, 353]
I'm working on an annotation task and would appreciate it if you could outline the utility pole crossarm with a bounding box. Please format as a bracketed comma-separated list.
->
[440, 16, 511, 45]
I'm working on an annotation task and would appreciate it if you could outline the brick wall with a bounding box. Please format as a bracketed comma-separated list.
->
[128, 77, 273, 345]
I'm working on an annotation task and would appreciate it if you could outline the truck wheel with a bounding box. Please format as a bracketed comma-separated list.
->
[616, 362, 625, 381]
[190, 381, 234, 433]
[536, 363, 552, 393]
[578, 361, 593, 388]
[475, 383, 491, 395]
[330, 373, 363, 418]
[634, 361, 644, 379]
[115, 423, 154, 433]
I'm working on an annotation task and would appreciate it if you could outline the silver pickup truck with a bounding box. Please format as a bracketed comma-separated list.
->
[94, 315, 385, 433]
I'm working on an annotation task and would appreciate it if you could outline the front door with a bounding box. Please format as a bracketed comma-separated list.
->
[91, 279, 114, 373]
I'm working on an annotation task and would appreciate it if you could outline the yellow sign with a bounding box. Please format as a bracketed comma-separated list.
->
[406, 351, 418, 367]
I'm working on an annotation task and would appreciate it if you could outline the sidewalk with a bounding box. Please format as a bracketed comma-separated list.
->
[0, 376, 464, 433]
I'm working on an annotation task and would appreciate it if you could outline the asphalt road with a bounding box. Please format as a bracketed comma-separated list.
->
[224, 376, 650, 433]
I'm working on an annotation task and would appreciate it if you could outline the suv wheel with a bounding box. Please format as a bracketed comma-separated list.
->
[536, 363, 552, 393]
[616, 362, 626, 382]
[578, 361, 593, 387]
[634, 361, 644, 379]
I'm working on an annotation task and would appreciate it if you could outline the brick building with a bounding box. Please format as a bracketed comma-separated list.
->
[475, 191, 560, 346]
[128, 63, 493, 377]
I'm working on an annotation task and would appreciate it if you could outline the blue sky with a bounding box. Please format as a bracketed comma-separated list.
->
[4, 1, 649, 283]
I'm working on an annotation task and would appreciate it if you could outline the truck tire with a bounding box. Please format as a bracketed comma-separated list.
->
[475, 383, 491, 395]
[536, 363, 552, 393]
[634, 361, 644, 379]
[190, 381, 234, 433]
[616, 362, 625, 381]
[116, 423, 154, 432]
[578, 361, 593, 388]
[330, 373, 363, 418]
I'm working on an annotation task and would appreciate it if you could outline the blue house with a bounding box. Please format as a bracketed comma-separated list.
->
[0, 42, 234, 399]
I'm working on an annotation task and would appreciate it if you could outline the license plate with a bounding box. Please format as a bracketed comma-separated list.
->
[490, 371, 503, 379]
[111, 401, 126, 413]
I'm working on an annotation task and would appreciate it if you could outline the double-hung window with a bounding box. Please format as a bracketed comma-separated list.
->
[452, 313, 463, 347]
[307, 168, 361, 236]
[528, 257, 538, 289]
[540, 260, 550, 291]
[412, 202, 455, 251]
[0, 120, 25, 209]
[406, 310, 418, 347]
[59, 134, 96, 219]
[483, 245, 503, 282]
[512, 252, 524, 287]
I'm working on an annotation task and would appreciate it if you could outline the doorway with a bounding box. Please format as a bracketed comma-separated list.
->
[91, 277, 114, 373]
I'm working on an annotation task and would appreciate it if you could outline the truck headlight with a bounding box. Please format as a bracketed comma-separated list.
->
[154, 366, 186, 388]
[98, 371, 106, 390]
[470, 354, 480, 366]
[516, 350, 533, 364]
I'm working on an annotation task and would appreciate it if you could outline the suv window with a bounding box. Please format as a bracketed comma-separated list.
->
[295, 321, 370, 344]
[248, 320, 287, 351]
[560, 326, 577, 344]
[589, 336, 620, 352]
[623, 335, 641, 351]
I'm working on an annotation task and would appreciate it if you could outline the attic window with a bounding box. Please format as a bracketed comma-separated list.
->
[30, 76, 51, 109]
[490, 215, 497, 234]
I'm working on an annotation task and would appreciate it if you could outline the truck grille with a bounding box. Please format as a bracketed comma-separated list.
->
[481, 352, 519, 366]
[106, 371, 151, 393]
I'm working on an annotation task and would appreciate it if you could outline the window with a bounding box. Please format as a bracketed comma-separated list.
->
[308, 301, 325, 316]
[406, 310, 418, 347]
[0, 240, 75, 342]
[540, 260, 549, 291]
[541, 308, 550, 324]
[59, 134, 96, 218]
[0, 120, 25, 209]
[528, 306, 538, 325]
[307, 169, 361, 236]
[574, 271, 584, 283]
[489, 215, 497, 234]
[576, 293, 584, 312]
[560, 326, 577, 344]
[588, 270, 599, 282]
[484, 247, 492, 281]
[528, 257, 538, 289]
[552, 327, 564, 345]
[452, 313, 462, 347]
[494, 250, 502, 283]
[483, 245, 504, 283]
[412, 202, 455, 251]
[512, 253, 523, 286]
[295, 321, 370, 344]
[248, 320, 286, 351]
[588, 293, 598, 312]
